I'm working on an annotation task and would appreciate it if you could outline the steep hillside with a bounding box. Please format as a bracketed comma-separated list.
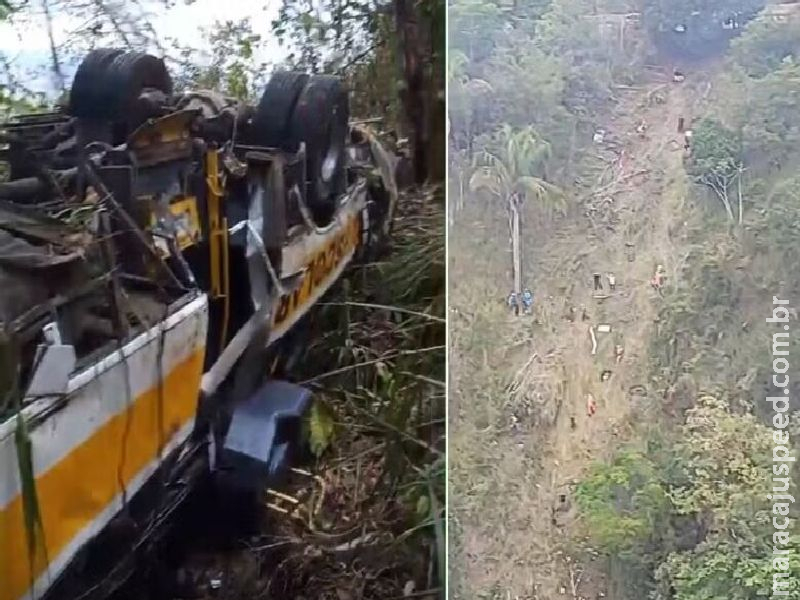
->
[449, 2, 800, 598]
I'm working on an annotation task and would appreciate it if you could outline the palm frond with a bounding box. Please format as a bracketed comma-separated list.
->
[516, 175, 561, 200]
[488, 123, 552, 180]
[516, 176, 566, 216]
[464, 78, 494, 95]
[468, 168, 505, 198]
[472, 150, 512, 185]
[470, 124, 565, 217]
[1, 328, 47, 589]
[15, 411, 46, 589]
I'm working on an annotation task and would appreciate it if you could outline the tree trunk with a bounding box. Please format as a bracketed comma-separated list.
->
[737, 166, 743, 225]
[720, 189, 734, 221]
[458, 171, 464, 212]
[510, 196, 521, 297]
[702, 175, 735, 221]
[565, 117, 577, 185]
[395, 0, 425, 183]
[41, 0, 65, 94]
[394, 0, 444, 185]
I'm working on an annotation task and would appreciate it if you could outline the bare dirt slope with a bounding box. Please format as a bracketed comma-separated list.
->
[450, 75, 705, 599]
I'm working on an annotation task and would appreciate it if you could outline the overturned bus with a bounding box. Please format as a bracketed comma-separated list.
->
[0, 49, 397, 600]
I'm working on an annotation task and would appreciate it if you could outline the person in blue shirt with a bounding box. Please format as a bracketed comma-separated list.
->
[521, 288, 533, 315]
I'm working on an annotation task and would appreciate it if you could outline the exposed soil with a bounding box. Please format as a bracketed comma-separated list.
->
[449, 71, 708, 599]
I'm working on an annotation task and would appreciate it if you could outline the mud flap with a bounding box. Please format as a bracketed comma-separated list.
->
[218, 380, 313, 491]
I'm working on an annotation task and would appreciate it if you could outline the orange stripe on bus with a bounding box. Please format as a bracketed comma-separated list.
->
[0, 347, 205, 600]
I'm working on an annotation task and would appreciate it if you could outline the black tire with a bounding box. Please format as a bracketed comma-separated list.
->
[68, 50, 171, 127]
[248, 71, 309, 148]
[289, 75, 349, 207]
[68, 48, 125, 118]
[104, 52, 172, 124]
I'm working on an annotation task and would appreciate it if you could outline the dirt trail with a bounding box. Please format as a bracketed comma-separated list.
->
[545, 88, 688, 472]
[449, 74, 709, 598]
[517, 78, 698, 598]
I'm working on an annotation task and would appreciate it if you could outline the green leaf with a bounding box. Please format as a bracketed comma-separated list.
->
[468, 168, 504, 197]
[15, 411, 46, 589]
[307, 399, 335, 458]
[415, 493, 430, 519]
[429, 478, 446, 589]
[300, 12, 314, 34]
[239, 39, 253, 59]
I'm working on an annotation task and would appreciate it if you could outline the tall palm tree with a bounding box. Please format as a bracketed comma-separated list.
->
[469, 124, 563, 297]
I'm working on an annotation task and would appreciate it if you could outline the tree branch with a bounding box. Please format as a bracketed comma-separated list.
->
[93, 0, 131, 47]
[41, 0, 65, 94]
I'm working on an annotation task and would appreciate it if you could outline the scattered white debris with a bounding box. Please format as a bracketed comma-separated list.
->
[615, 344, 625, 363]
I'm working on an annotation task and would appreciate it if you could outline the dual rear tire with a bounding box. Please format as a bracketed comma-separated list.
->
[68, 49, 173, 141]
[249, 72, 349, 212]
[69, 50, 350, 212]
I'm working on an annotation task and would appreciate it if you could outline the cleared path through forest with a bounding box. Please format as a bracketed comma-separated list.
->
[451, 72, 704, 599]
[524, 74, 694, 600]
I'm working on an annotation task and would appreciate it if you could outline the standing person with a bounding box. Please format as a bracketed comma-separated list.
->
[607, 272, 616, 291]
[656, 264, 667, 286]
[586, 393, 597, 417]
[678, 116, 685, 133]
[507, 291, 519, 316]
[650, 273, 662, 294]
[651, 264, 667, 293]
[521, 288, 534, 315]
